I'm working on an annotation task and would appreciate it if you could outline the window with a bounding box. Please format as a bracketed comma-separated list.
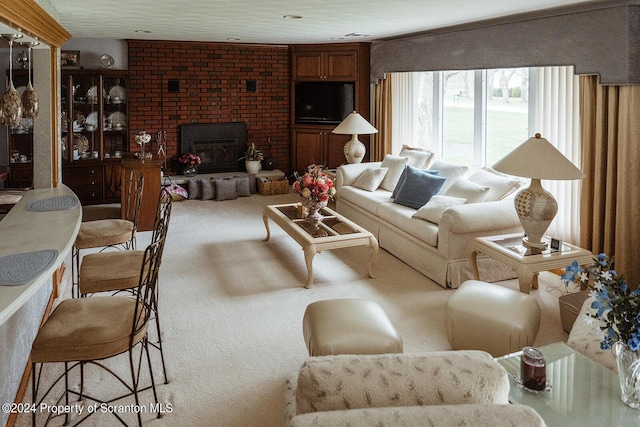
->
[389, 66, 581, 244]
[393, 68, 530, 168]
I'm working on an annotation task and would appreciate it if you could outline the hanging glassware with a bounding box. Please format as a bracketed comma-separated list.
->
[21, 41, 39, 119]
[0, 34, 24, 127]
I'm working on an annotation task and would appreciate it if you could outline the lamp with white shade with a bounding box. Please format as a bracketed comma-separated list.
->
[332, 111, 378, 164]
[492, 133, 584, 253]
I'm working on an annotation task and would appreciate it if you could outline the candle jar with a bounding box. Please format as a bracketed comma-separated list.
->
[521, 346, 546, 391]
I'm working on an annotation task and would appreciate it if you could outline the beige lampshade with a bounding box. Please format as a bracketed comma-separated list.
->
[332, 111, 378, 135]
[492, 133, 584, 180]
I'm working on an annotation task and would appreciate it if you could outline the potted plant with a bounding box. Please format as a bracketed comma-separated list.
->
[240, 143, 263, 174]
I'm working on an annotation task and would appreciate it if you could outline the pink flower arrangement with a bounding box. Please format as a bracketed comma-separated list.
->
[293, 164, 336, 203]
[179, 153, 201, 166]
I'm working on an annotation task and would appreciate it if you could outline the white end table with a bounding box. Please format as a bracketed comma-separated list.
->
[470, 233, 593, 294]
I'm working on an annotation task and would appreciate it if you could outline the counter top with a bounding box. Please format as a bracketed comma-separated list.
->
[0, 185, 82, 325]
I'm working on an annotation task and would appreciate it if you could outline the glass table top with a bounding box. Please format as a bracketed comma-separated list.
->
[496, 342, 640, 426]
[277, 205, 361, 238]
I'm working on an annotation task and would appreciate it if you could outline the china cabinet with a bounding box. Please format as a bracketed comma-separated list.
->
[290, 43, 370, 174]
[61, 69, 128, 204]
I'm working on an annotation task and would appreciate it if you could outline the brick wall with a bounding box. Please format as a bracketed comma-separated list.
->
[128, 40, 291, 176]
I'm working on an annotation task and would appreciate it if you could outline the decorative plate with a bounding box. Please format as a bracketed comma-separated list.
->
[61, 133, 89, 153]
[85, 112, 106, 128]
[99, 54, 115, 69]
[108, 111, 126, 129]
[86, 86, 106, 102]
[108, 85, 126, 102]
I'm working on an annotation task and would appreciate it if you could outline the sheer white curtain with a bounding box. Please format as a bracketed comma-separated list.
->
[390, 72, 420, 155]
[531, 66, 582, 244]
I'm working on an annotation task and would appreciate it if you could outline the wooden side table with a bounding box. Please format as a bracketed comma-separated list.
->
[470, 233, 593, 294]
[121, 157, 161, 232]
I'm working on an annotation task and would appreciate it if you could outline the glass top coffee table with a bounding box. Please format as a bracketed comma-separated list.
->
[496, 342, 640, 426]
[262, 203, 378, 288]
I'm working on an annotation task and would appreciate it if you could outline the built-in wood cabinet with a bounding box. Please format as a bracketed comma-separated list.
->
[61, 69, 128, 204]
[290, 43, 371, 174]
[293, 127, 351, 173]
[292, 49, 359, 81]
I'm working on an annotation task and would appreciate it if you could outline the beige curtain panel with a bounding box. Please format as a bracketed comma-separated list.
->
[372, 74, 393, 161]
[579, 75, 640, 289]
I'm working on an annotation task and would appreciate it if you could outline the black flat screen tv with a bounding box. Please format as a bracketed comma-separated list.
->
[295, 82, 355, 125]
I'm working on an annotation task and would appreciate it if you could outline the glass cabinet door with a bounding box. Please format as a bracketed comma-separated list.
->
[61, 71, 128, 162]
[103, 74, 127, 158]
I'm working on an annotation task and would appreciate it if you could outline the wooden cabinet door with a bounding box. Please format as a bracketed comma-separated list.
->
[293, 50, 358, 80]
[292, 52, 323, 80]
[293, 128, 326, 174]
[326, 132, 352, 169]
[325, 51, 358, 80]
[103, 162, 122, 202]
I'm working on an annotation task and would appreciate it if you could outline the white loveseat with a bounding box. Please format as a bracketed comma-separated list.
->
[335, 154, 524, 288]
[284, 351, 546, 427]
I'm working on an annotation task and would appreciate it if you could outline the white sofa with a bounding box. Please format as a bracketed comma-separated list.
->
[335, 158, 523, 288]
[284, 351, 546, 427]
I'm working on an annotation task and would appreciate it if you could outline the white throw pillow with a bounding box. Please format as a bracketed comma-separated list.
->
[444, 178, 490, 203]
[353, 167, 389, 192]
[379, 155, 410, 192]
[467, 167, 522, 201]
[412, 195, 467, 224]
[429, 159, 469, 193]
[399, 145, 434, 169]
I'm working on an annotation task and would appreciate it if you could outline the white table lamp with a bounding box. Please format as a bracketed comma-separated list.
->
[332, 111, 378, 164]
[492, 133, 584, 252]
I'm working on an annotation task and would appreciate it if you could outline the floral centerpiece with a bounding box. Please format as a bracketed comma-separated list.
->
[135, 130, 152, 160]
[179, 152, 201, 177]
[292, 164, 336, 220]
[562, 253, 640, 408]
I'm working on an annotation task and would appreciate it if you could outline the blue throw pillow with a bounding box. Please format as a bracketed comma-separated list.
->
[391, 165, 440, 198]
[393, 165, 447, 209]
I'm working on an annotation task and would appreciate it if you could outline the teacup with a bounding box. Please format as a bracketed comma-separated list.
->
[114, 151, 122, 158]
[85, 124, 96, 131]
[19, 155, 27, 162]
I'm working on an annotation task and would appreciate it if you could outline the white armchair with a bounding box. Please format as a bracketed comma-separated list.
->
[284, 351, 546, 427]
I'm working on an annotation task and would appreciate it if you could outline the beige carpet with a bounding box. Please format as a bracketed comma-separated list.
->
[16, 192, 569, 426]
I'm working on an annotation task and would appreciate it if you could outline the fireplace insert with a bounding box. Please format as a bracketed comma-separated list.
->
[180, 123, 247, 174]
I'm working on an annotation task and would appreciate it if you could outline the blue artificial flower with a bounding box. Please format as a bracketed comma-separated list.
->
[597, 253, 608, 266]
[627, 335, 640, 352]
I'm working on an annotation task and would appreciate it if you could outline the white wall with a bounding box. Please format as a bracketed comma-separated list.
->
[61, 38, 128, 70]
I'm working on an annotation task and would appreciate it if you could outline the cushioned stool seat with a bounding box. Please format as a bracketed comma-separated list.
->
[303, 299, 403, 356]
[445, 280, 541, 357]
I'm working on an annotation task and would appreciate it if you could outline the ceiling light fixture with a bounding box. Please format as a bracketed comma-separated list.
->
[345, 33, 370, 38]
[134, 29, 151, 34]
[283, 15, 302, 19]
[227, 38, 240, 41]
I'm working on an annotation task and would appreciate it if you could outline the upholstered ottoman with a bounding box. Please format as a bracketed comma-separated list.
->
[445, 280, 541, 357]
[303, 299, 403, 356]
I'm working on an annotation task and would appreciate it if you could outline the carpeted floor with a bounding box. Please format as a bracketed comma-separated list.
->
[16, 192, 570, 426]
